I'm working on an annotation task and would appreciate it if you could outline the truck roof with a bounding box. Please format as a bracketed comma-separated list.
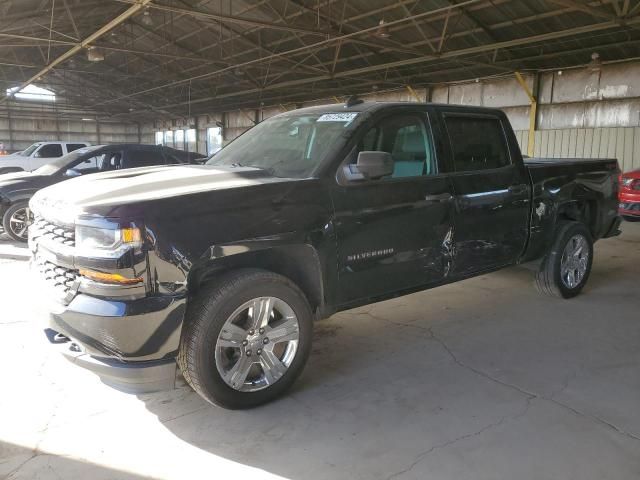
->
[283, 101, 507, 117]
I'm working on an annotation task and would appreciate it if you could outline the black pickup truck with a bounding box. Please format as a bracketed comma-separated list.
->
[29, 101, 621, 409]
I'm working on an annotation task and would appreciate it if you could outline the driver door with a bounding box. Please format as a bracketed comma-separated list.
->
[330, 110, 455, 306]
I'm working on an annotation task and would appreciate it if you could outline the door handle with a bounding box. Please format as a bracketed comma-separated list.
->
[508, 184, 528, 195]
[425, 193, 453, 202]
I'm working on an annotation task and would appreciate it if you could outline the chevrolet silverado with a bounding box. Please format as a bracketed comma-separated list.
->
[29, 101, 621, 409]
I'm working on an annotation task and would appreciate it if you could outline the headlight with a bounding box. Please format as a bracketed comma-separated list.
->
[75, 222, 142, 258]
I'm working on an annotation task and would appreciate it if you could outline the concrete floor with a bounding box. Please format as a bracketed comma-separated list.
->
[1, 223, 639, 480]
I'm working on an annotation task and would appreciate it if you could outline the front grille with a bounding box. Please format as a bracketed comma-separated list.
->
[31, 215, 75, 248]
[33, 256, 79, 298]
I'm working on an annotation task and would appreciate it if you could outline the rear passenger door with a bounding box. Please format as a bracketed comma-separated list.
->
[331, 109, 455, 305]
[440, 111, 530, 275]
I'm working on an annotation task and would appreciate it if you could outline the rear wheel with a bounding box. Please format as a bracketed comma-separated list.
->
[2, 201, 30, 242]
[536, 221, 593, 298]
[178, 269, 313, 409]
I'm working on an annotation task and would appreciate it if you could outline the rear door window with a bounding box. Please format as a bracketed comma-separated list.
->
[444, 116, 510, 172]
[66, 143, 87, 153]
[122, 149, 164, 168]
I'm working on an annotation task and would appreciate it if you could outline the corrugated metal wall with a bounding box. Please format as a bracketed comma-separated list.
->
[514, 127, 640, 172]
[145, 60, 640, 173]
[0, 115, 140, 151]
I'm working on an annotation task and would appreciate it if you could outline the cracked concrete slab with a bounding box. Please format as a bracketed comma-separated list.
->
[0, 223, 639, 480]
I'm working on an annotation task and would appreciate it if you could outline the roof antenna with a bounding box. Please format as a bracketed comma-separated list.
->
[345, 95, 364, 107]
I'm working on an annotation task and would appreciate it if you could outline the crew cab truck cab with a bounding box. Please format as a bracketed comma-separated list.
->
[29, 102, 621, 409]
[0, 141, 89, 174]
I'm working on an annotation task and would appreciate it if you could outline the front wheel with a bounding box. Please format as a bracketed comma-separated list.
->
[536, 221, 594, 298]
[178, 269, 313, 409]
[2, 201, 30, 242]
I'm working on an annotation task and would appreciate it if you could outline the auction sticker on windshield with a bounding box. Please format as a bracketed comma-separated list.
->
[317, 113, 358, 123]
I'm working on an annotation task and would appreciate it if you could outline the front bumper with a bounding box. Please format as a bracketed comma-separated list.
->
[48, 330, 179, 394]
[619, 201, 640, 217]
[45, 291, 186, 394]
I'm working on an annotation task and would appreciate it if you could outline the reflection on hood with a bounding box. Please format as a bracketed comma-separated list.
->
[0, 171, 33, 185]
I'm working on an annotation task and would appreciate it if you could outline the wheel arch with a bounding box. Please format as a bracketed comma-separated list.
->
[187, 243, 325, 315]
[555, 195, 599, 238]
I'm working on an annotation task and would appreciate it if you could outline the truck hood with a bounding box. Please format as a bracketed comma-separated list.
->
[0, 153, 28, 168]
[0, 171, 32, 183]
[31, 164, 296, 217]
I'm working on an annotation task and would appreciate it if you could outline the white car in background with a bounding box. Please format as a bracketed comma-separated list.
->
[0, 141, 90, 174]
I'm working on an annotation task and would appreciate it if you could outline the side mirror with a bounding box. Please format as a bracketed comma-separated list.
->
[64, 168, 82, 178]
[355, 151, 393, 180]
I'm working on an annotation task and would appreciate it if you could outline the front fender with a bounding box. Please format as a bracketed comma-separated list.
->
[187, 233, 327, 313]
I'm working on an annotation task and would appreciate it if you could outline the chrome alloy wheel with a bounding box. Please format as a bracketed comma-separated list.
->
[215, 296, 300, 392]
[560, 234, 590, 289]
[8, 207, 29, 240]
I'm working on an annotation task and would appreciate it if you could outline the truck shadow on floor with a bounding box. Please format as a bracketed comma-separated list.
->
[0, 440, 152, 480]
[134, 261, 613, 480]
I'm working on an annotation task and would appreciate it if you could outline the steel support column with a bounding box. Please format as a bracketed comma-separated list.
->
[515, 71, 538, 157]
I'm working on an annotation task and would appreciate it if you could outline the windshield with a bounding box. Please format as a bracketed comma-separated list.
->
[20, 143, 41, 156]
[34, 146, 101, 175]
[206, 112, 358, 178]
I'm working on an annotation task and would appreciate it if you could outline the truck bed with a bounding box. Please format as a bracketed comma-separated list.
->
[522, 155, 620, 262]
[524, 157, 618, 167]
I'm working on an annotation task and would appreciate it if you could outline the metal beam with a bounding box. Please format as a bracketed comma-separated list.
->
[515, 71, 537, 157]
[113, 0, 330, 36]
[93, 10, 640, 110]
[129, 16, 640, 113]
[1, 0, 153, 104]
[548, 0, 621, 22]
[91, 0, 487, 107]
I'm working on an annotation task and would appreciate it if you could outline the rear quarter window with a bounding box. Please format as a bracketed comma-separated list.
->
[66, 143, 87, 153]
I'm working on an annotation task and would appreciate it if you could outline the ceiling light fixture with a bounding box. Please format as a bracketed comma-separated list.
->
[86, 46, 104, 62]
[374, 19, 390, 39]
[141, 8, 154, 27]
[588, 52, 602, 72]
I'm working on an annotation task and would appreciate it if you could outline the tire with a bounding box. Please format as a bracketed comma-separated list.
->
[2, 201, 30, 242]
[622, 215, 640, 223]
[535, 221, 594, 299]
[178, 269, 313, 409]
